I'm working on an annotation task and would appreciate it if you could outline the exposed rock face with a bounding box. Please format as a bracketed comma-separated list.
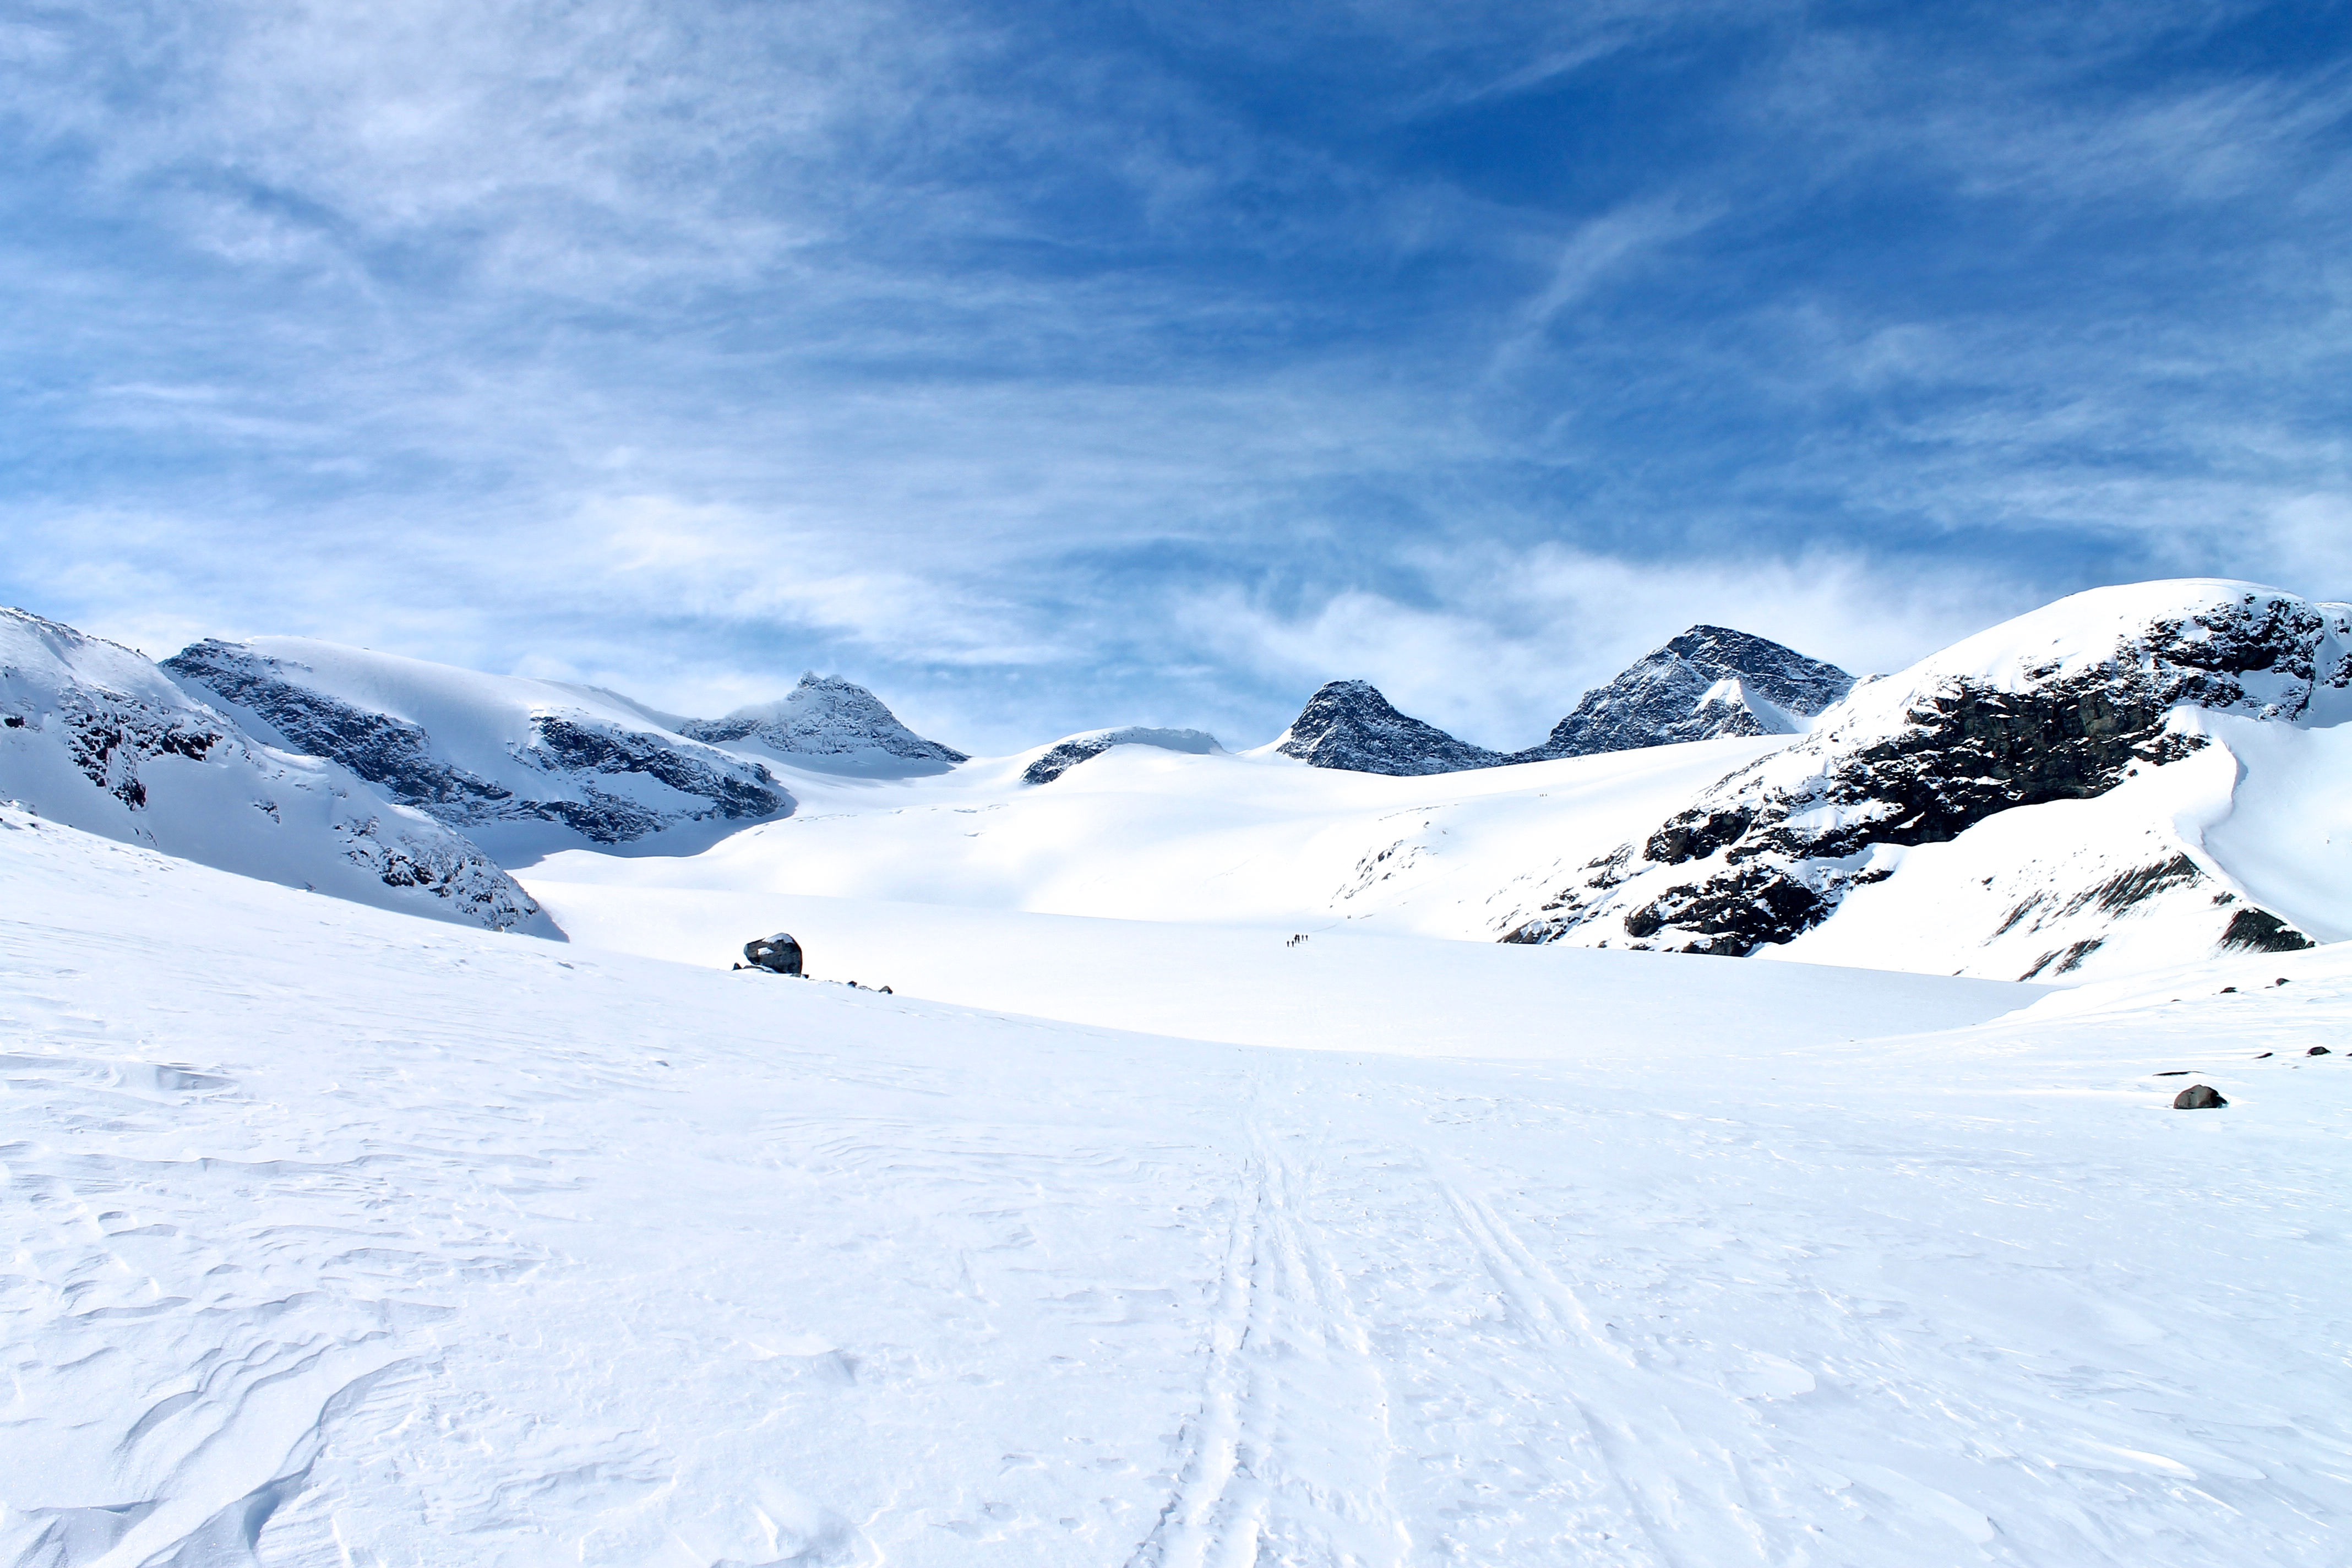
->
[2173, 1085, 2227, 1109]
[683, 674, 965, 776]
[1275, 682, 1503, 776]
[742, 932, 803, 974]
[3, 611, 546, 932]
[1025, 727, 1221, 785]
[165, 641, 506, 812]
[165, 639, 789, 845]
[2219, 907, 2317, 953]
[1518, 627, 1854, 759]
[1500, 582, 2351, 960]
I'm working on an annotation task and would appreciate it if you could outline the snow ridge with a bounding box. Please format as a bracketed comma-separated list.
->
[1273, 681, 1503, 776]
[1, 611, 545, 932]
[1518, 625, 1855, 759]
[1500, 581, 2350, 967]
[682, 673, 966, 776]
[165, 639, 790, 846]
[1024, 727, 1221, 785]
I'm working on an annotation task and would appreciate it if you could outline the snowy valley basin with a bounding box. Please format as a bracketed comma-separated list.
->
[3, 579, 2350, 1565]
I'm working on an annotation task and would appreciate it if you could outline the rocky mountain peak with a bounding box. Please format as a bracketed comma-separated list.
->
[1518, 626, 1854, 760]
[1499, 580, 2351, 963]
[1275, 680, 1503, 776]
[683, 673, 966, 776]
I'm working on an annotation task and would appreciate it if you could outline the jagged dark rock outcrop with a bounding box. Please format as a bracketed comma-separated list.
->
[165, 641, 513, 813]
[1517, 627, 1853, 759]
[1275, 682, 1503, 776]
[1025, 727, 1221, 785]
[2219, 907, 2317, 953]
[682, 673, 965, 776]
[3, 611, 546, 932]
[165, 639, 789, 844]
[1273, 628, 1847, 778]
[1500, 584, 2351, 960]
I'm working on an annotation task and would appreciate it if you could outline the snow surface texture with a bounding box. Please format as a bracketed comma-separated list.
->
[1024, 727, 1222, 786]
[7, 804, 2349, 1566]
[680, 672, 967, 778]
[0, 611, 546, 933]
[164, 638, 793, 854]
[1498, 581, 2350, 970]
[1270, 680, 1505, 775]
[1520, 625, 1856, 758]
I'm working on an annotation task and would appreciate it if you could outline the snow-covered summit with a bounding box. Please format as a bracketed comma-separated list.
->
[164, 638, 792, 856]
[1023, 726, 1221, 785]
[1, 610, 547, 932]
[1518, 625, 1854, 759]
[680, 672, 966, 777]
[1501, 580, 2351, 969]
[1270, 680, 1504, 776]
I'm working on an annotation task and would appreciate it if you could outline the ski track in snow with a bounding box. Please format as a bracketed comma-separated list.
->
[4, 810, 2351, 1565]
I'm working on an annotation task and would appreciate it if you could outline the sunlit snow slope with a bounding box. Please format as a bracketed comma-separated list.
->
[164, 636, 792, 857]
[7, 806, 2350, 1566]
[526, 736, 1783, 943]
[0, 609, 547, 934]
[529, 580, 2350, 986]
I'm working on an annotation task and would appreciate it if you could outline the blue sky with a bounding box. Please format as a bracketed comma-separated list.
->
[5, 0, 2350, 752]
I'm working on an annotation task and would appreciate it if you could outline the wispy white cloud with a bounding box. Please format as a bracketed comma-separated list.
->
[1169, 542, 2031, 750]
[4, 0, 2350, 754]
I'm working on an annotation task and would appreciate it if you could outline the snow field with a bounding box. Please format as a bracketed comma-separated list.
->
[6, 808, 2350, 1565]
[529, 736, 1790, 941]
[544, 707, 2348, 986]
[517, 881, 2034, 1059]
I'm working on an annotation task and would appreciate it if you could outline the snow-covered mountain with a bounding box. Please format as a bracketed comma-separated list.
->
[680, 672, 966, 777]
[164, 638, 792, 855]
[1264, 628, 1849, 778]
[520, 580, 2349, 987]
[0, 609, 547, 933]
[1498, 581, 2350, 974]
[1024, 726, 1221, 785]
[1518, 625, 1854, 758]
[14, 584, 2352, 1566]
[1269, 679, 1504, 775]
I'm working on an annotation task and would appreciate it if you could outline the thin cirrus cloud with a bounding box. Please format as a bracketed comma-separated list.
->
[2, 0, 2348, 755]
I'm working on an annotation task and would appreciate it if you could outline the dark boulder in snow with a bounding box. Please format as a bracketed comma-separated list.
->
[2218, 907, 2317, 952]
[742, 932, 803, 974]
[1275, 682, 1503, 776]
[1025, 727, 1221, 785]
[2173, 1084, 2228, 1108]
[683, 674, 965, 777]
[1516, 627, 1854, 760]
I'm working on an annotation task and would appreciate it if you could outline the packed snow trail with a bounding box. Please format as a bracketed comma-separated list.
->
[3, 808, 2348, 1566]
